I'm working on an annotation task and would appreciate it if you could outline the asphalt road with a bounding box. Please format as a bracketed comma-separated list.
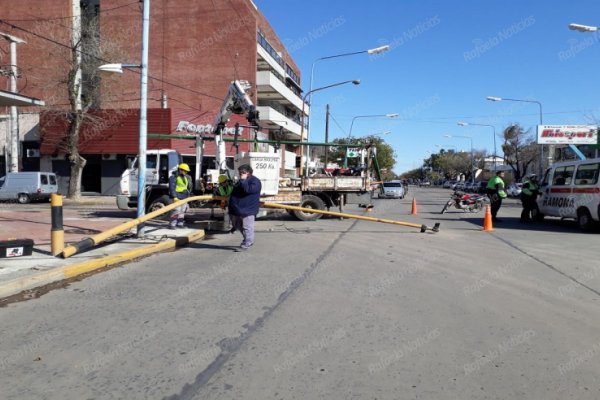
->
[1, 187, 599, 400]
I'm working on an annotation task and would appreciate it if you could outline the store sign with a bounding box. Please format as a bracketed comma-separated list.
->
[346, 148, 359, 158]
[175, 121, 244, 135]
[537, 125, 598, 145]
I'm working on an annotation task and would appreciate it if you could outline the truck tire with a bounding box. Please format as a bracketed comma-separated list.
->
[17, 193, 30, 204]
[148, 195, 171, 219]
[293, 195, 325, 221]
[577, 208, 596, 231]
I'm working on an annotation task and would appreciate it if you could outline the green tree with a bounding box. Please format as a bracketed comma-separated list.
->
[323, 135, 396, 171]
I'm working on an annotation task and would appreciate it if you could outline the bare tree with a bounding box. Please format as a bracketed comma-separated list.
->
[19, 7, 131, 199]
[501, 124, 538, 182]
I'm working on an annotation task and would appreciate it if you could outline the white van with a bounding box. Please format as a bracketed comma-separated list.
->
[0, 172, 58, 203]
[535, 158, 600, 230]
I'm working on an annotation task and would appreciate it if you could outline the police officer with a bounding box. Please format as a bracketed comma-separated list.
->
[168, 163, 192, 229]
[520, 174, 540, 223]
[486, 171, 507, 222]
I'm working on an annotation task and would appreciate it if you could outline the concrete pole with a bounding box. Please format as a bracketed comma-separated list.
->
[9, 40, 18, 172]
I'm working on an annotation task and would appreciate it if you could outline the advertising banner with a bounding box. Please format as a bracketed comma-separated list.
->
[537, 125, 598, 145]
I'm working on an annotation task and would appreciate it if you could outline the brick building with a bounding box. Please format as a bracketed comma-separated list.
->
[0, 0, 305, 194]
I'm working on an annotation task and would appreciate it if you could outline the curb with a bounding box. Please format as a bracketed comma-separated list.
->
[0, 230, 205, 300]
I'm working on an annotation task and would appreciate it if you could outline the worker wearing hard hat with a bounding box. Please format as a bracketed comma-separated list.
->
[216, 174, 234, 209]
[168, 163, 192, 229]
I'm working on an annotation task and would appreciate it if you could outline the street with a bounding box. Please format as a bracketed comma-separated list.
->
[1, 187, 600, 400]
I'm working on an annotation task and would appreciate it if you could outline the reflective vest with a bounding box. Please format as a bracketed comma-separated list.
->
[217, 184, 233, 197]
[175, 176, 190, 193]
[522, 181, 538, 196]
[487, 176, 507, 198]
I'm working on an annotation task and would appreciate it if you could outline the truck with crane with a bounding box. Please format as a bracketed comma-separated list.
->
[115, 80, 378, 220]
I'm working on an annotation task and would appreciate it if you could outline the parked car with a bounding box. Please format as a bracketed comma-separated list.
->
[0, 172, 58, 203]
[464, 181, 477, 192]
[442, 180, 453, 188]
[455, 181, 466, 191]
[506, 182, 523, 197]
[379, 180, 405, 199]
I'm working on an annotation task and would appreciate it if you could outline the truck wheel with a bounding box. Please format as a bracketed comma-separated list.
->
[577, 208, 595, 231]
[17, 193, 30, 204]
[293, 195, 325, 221]
[148, 195, 171, 219]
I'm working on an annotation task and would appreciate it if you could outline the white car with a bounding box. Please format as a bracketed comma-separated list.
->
[506, 183, 523, 197]
[379, 181, 405, 199]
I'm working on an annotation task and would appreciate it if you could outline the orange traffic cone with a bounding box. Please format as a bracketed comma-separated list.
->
[411, 198, 418, 215]
[482, 204, 494, 231]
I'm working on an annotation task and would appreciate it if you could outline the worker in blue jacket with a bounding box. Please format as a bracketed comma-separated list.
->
[229, 164, 262, 250]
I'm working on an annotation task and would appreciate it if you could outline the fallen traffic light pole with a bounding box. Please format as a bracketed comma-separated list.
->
[261, 202, 441, 233]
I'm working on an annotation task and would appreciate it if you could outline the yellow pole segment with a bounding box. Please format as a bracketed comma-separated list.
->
[62, 195, 214, 258]
[261, 202, 440, 232]
[50, 193, 64, 257]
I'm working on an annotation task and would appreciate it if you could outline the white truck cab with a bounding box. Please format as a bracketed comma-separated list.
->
[536, 158, 600, 230]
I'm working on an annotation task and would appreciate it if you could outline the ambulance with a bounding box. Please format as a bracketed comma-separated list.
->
[535, 158, 600, 231]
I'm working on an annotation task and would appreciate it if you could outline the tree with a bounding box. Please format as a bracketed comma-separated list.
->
[501, 124, 538, 182]
[18, 4, 129, 199]
[323, 135, 396, 172]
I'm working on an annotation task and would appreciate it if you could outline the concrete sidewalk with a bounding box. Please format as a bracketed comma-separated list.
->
[0, 197, 225, 301]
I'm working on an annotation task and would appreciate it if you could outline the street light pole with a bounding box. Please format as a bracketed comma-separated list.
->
[0, 32, 26, 172]
[445, 134, 474, 180]
[486, 96, 544, 175]
[306, 45, 389, 144]
[458, 121, 497, 171]
[137, 0, 150, 237]
[300, 80, 361, 176]
[100, 2, 150, 237]
[344, 113, 399, 167]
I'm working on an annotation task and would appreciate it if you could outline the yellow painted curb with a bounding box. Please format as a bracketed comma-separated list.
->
[0, 230, 205, 299]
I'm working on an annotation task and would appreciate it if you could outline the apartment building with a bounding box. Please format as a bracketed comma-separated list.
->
[0, 0, 305, 194]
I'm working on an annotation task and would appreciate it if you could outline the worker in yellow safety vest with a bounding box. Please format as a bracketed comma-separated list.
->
[216, 174, 234, 209]
[520, 174, 540, 223]
[168, 163, 192, 229]
[486, 171, 507, 222]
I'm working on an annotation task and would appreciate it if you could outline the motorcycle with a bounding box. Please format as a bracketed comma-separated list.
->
[441, 190, 487, 214]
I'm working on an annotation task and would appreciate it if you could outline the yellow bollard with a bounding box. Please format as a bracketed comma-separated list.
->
[51, 193, 64, 256]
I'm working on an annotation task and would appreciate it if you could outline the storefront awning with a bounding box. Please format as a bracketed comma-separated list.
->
[0, 89, 44, 107]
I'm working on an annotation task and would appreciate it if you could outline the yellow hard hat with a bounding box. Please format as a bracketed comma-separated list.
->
[178, 163, 190, 172]
[218, 174, 228, 184]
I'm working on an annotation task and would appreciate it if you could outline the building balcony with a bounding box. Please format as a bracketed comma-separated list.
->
[256, 70, 305, 112]
[256, 106, 302, 140]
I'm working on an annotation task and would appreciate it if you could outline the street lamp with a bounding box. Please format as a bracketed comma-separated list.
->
[458, 121, 497, 171]
[569, 23, 598, 32]
[300, 79, 361, 176]
[306, 45, 390, 141]
[344, 113, 399, 167]
[486, 95, 544, 174]
[445, 134, 474, 180]
[98, 0, 150, 237]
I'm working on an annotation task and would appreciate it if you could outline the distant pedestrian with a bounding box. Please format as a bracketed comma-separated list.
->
[229, 164, 262, 250]
[486, 171, 507, 222]
[168, 163, 192, 229]
[520, 174, 540, 223]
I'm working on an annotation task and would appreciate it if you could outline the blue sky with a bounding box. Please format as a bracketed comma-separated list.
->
[254, 0, 600, 173]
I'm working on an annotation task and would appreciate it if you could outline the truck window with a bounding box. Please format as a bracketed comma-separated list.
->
[159, 154, 169, 183]
[49, 175, 57, 185]
[552, 166, 574, 185]
[574, 163, 599, 185]
[41, 174, 48, 185]
[146, 155, 157, 169]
